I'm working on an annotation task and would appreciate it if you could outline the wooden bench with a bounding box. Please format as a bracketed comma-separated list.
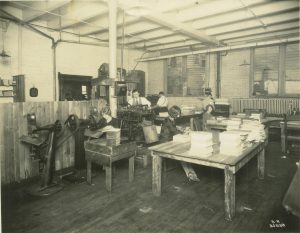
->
[84, 140, 137, 192]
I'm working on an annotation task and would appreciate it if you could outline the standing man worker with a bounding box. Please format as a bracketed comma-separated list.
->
[152, 91, 168, 115]
[128, 89, 151, 107]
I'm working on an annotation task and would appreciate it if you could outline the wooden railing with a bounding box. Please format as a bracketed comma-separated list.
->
[0, 100, 106, 184]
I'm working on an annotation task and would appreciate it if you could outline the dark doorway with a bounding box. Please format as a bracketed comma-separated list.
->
[58, 72, 92, 101]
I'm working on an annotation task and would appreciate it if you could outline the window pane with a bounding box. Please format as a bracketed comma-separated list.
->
[285, 43, 300, 95]
[186, 54, 206, 96]
[254, 46, 279, 96]
[167, 55, 207, 96]
[167, 57, 183, 96]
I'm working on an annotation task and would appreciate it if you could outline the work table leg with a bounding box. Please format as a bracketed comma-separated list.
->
[129, 154, 135, 183]
[258, 149, 265, 179]
[281, 124, 287, 153]
[87, 160, 92, 184]
[105, 164, 112, 192]
[152, 152, 162, 196]
[224, 166, 235, 221]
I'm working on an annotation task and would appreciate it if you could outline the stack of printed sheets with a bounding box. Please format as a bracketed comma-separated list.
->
[188, 131, 214, 157]
[219, 131, 246, 156]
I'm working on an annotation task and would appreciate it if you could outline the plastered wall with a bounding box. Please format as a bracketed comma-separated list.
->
[0, 16, 147, 102]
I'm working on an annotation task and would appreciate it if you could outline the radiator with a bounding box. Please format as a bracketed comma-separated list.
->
[230, 98, 300, 115]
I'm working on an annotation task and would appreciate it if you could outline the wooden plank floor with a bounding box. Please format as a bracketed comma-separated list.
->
[1, 142, 300, 233]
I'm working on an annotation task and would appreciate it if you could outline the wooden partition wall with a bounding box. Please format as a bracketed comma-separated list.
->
[0, 100, 106, 185]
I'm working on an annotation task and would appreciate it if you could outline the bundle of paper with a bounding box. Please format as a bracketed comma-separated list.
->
[106, 128, 121, 146]
[219, 131, 245, 156]
[250, 113, 263, 122]
[189, 132, 214, 157]
[240, 120, 266, 142]
[226, 118, 242, 130]
[173, 134, 190, 143]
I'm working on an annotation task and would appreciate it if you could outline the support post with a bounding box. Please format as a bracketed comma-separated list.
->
[108, 0, 118, 117]
[224, 166, 235, 221]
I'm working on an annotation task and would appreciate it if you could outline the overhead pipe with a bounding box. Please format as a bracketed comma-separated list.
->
[136, 37, 300, 62]
[0, 11, 117, 101]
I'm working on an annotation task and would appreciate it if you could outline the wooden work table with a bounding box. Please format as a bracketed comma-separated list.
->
[206, 116, 282, 130]
[84, 140, 137, 192]
[149, 140, 266, 221]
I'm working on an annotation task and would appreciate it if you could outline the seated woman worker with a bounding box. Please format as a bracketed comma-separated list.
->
[159, 105, 200, 182]
[202, 95, 215, 131]
[85, 106, 119, 138]
[99, 105, 119, 129]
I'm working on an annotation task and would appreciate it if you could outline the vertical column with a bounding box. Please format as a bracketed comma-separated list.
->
[249, 48, 254, 97]
[279, 44, 286, 97]
[216, 52, 221, 98]
[108, 0, 117, 117]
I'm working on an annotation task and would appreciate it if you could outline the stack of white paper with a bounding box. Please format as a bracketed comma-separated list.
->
[189, 132, 214, 157]
[241, 119, 266, 142]
[219, 131, 245, 156]
[226, 118, 242, 130]
[250, 113, 263, 122]
[173, 134, 190, 143]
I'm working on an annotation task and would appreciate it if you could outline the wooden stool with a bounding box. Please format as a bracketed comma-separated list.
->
[84, 140, 137, 192]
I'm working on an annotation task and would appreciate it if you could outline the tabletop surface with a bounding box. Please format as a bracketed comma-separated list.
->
[207, 116, 283, 126]
[149, 140, 263, 166]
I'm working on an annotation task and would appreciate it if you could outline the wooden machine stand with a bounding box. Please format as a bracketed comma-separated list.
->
[84, 140, 137, 192]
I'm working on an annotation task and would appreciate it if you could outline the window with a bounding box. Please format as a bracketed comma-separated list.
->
[167, 54, 207, 96]
[253, 46, 279, 96]
[167, 56, 183, 96]
[285, 43, 300, 95]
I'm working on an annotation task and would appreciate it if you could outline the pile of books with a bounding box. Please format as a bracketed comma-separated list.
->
[188, 131, 214, 157]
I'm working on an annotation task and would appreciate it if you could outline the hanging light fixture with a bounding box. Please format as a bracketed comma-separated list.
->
[0, 20, 10, 58]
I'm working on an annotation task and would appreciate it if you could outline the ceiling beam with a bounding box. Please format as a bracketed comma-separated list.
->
[223, 29, 299, 44]
[47, 2, 107, 30]
[145, 42, 205, 52]
[194, 8, 299, 30]
[142, 12, 219, 45]
[12, 1, 72, 22]
[210, 18, 299, 37]
[115, 1, 220, 46]
[217, 21, 300, 41]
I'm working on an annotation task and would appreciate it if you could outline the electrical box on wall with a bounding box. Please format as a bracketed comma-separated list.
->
[115, 81, 127, 96]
